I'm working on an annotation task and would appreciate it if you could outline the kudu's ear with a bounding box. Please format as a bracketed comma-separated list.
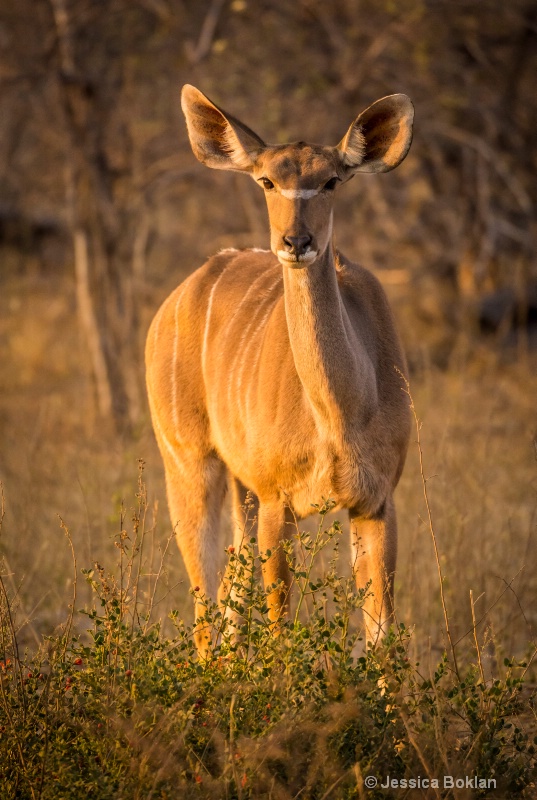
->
[181, 85, 266, 172]
[337, 94, 414, 174]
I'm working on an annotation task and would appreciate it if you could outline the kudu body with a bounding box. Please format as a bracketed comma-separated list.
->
[146, 85, 413, 653]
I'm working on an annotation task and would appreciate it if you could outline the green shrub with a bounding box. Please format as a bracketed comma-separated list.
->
[0, 471, 535, 799]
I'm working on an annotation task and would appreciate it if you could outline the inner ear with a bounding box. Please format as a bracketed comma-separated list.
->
[181, 85, 266, 172]
[337, 94, 414, 174]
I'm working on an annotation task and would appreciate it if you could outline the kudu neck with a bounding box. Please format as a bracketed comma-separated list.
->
[281, 239, 377, 438]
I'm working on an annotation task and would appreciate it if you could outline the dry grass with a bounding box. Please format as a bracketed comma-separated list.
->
[396, 353, 537, 668]
[1, 272, 536, 668]
[0, 471, 535, 798]
[1, 271, 537, 797]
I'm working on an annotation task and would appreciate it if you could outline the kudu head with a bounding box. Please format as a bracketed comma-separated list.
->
[181, 85, 414, 268]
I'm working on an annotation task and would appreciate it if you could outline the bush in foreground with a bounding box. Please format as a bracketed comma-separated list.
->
[0, 473, 535, 800]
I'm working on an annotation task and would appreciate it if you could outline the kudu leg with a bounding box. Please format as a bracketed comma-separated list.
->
[230, 478, 259, 552]
[219, 478, 259, 637]
[350, 496, 397, 645]
[257, 502, 294, 627]
[164, 452, 227, 657]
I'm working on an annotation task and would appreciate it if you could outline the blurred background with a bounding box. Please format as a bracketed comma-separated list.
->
[1, 0, 536, 664]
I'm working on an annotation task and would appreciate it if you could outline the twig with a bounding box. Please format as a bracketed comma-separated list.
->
[399, 713, 442, 800]
[186, 0, 227, 65]
[0, 576, 26, 716]
[520, 642, 537, 681]
[0, 562, 37, 798]
[133, 0, 172, 23]
[397, 369, 461, 681]
[58, 517, 77, 661]
[36, 676, 52, 800]
[470, 590, 486, 688]
[318, 771, 349, 800]
[453, 568, 524, 646]
[493, 570, 533, 630]
[131, 461, 148, 636]
[0, 482, 5, 540]
[425, 120, 532, 213]
[145, 532, 176, 631]
[0, 658, 37, 800]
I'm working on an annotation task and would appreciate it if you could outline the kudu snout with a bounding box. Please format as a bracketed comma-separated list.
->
[282, 234, 313, 257]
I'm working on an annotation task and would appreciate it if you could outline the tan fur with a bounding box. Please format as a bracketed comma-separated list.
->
[146, 86, 414, 653]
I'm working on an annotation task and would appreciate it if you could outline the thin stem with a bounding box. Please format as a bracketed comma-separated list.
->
[470, 590, 486, 688]
[0, 573, 37, 799]
[293, 507, 336, 626]
[36, 676, 52, 800]
[399, 713, 442, 800]
[131, 460, 147, 636]
[398, 370, 460, 681]
[453, 567, 524, 646]
[58, 517, 77, 663]
[0, 665, 37, 800]
[145, 532, 175, 632]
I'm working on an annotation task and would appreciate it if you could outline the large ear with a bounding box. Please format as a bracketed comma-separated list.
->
[337, 94, 414, 174]
[181, 84, 266, 172]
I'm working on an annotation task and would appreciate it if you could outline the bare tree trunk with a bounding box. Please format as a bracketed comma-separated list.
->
[73, 229, 113, 418]
[50, 0, 140, 434]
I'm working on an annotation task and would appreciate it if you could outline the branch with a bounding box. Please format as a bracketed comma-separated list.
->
[186, 0, 227, 65]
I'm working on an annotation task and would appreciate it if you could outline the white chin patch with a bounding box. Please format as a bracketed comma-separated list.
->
[277, 249, 318, 265]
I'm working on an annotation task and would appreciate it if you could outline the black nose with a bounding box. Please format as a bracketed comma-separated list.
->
[283, 235, 312, 256]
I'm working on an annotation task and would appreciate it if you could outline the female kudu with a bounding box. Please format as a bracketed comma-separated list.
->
[146, 85, 413, 654]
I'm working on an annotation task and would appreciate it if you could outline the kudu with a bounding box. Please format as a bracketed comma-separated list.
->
[146, 85, 413, 654]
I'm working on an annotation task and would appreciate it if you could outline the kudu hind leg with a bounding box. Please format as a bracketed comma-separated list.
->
[219, 478, 259, 638]
[350, 496, 397, 645]
[164, 453, 227, 656]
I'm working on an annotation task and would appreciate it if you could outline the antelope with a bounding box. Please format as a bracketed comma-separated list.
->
[146, 85, 413, 654]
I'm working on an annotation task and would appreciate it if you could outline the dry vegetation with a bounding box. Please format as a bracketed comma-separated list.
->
[1, 0, 537, 796]
[2, 275, 536, 670]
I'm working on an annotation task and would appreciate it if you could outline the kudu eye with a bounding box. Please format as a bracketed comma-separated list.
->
[323, 177, 339, 192]
[260, 177, 275, 191]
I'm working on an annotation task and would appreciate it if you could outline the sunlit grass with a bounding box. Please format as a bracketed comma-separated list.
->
[1, 462, 536, 798]
[1, 277, 537, 796]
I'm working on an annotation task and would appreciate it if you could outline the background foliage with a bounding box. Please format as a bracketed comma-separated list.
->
[2, 0, 537, 404]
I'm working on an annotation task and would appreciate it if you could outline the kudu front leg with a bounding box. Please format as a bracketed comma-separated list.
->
[257, 502, 294, 627]
[164, 453, 227, 658]
[350, 496, 397, 646]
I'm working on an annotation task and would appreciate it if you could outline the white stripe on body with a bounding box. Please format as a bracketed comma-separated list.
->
[150, 283, 190, 448]
[223, 269, 281, 440]
[218, 246, 269, 255]
[236, 275, 281, 423]
[172, 291, 183, 439]
[224, 269, 280, 424]
[201, 261, 232, 381]
[151, 285, 179, 360]
[244, 293, 281, 422]
[148, 391, 188, 479]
